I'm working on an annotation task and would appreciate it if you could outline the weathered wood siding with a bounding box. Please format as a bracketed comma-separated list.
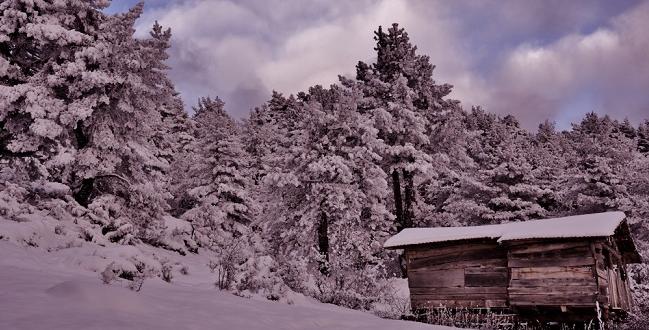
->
[506, 240, 598, 307]
[592, 241, 634, 311]
[405, 240, 509, 309]
[403, 237, 635, 315]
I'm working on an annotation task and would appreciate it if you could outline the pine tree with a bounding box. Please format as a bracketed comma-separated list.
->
[244, 92, 305, 185]
[179, 97, 254, 247]
[261, 84, 393, 306]
[559, 113, 635, 214]
[0, 0, 108, 181]
[637, 120, 649, 154]
[436, 108, 551, 225]
[529, 120, 568, 214]
[142, 21, 195, 168]
[352, 24, 447, 232]
[481, 121, 547, 223]
[1, 2, 180, 244]
[617, 118, 637, 140]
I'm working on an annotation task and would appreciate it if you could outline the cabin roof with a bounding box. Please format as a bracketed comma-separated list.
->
[384, 212, 642, 263]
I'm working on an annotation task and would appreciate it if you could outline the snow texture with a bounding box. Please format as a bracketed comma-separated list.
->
[0, 241, 450, 330]
[384, 211, 626, 248]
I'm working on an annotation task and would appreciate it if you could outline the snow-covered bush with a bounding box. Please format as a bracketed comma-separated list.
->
[371, 278, 412, 319]
[0, 182, 29, 220]
[179, 265, 189, 275]
[621, 317, 649, 330]
[126, 183, 169, 246]
[207, 259, 219, 273]
[623, 263, 649, 329]
[160, 259, 174, 283]
[275, 257, 310, 294]
[214, 264, 233, 290]
[235, 255, 288, 301]
[214, 238, 246, 290]
[420, 308, 516, 330]
[100, 262, 119, 285]
[129, 273, 147, 292]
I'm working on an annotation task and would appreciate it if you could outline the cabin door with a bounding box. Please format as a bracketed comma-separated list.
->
[607, 264, 633, 310]
[607, 266, 621, 309]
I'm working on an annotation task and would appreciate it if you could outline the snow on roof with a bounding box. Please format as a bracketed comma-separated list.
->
[384, 211, 626, 249]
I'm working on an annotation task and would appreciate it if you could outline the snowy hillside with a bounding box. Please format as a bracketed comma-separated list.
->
[0, 241, 451, 330]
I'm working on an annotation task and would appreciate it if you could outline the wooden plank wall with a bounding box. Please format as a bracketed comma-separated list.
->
[616, 275, 632, 310]
[405, 240, 509, 309]
[506, 241, 599, 307]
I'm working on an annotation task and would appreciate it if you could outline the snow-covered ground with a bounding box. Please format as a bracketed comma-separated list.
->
[0, 241, 452, 330]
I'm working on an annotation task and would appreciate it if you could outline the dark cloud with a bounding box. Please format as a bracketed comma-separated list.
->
[229, 83, 269, 114]
[480, 2, 649, 129]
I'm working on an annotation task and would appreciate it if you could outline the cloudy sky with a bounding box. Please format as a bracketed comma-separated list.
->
[107, 0, 649, 130]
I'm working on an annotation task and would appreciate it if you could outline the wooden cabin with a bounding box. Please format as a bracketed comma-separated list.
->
[384, 212, 642, 322]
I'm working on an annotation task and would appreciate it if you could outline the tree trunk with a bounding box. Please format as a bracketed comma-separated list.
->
[74, 120, 89, 149]
[394, 169, 412, 278]
[392, 169, 404, 232]
[73, 177, 95, 207]
[402, 169, 415, 229]
[317, 211, 330, 276]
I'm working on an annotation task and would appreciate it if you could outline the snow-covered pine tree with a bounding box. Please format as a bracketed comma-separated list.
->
[243, 91, 307, 252]
[140, 21, 197, 221]
[410, 92, 471, 228]
[244, 91, 305, 185]
[414, 108, 475, 228]
[617, 123, 649, 320]
[434, 107, 499, 225]
[179, 97, 254, 248]
[618, 118, 638, 140]
[559, 113, 635, 214]
[352, 23, 440, 232]
[1, 1, 180, 245]
[479, 116, 549, 223]
[262, 83, 393, 308]
[0, 0, 108, 183]
[439, 109, 549, 225]
[637, 120, 649, 154]
[142, 21, 195, 171]
[528, 120, 568, 214]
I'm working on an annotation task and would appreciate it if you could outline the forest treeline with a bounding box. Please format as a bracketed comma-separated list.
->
[1, 1, 648, 320]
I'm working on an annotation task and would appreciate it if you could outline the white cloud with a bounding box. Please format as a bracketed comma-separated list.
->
[133, 0, 480, 117]
[258, 0, 410, 93]
[130, 0, 649, 128]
